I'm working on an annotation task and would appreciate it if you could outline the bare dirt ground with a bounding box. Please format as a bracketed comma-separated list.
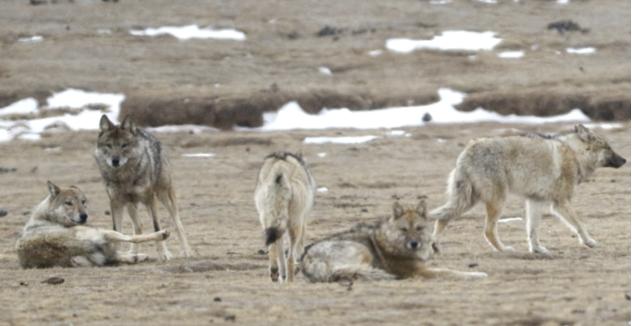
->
[0, 0, 629, 128]
[0, 123, 629, 325]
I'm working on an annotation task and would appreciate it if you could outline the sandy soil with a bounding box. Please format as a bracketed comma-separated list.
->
[0, 123, 629, 325]
[0, 0, 629, 127]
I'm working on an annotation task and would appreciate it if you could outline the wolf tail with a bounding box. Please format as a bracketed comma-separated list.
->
[263, 172, 291, 246]
[429, 168, 478, 221]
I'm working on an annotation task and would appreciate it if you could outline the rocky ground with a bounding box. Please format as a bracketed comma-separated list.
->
[0, 123, 629, 325]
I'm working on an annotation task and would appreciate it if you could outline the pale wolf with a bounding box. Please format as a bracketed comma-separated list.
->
[431, 124, 626, 254]
[95, 115, 192, 260]
[301, 198, 487, 282]
[254, 152, 316, 282]
[16, 182, 169, 268]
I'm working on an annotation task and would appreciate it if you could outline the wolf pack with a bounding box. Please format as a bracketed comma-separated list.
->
[15, 115, 627, 284]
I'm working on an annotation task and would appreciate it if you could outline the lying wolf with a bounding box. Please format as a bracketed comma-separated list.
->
[95, 115, 192, 260]
[254, 152, 316, 282]
[431, 124, 626, 254]
[302, 198, 487, 282]
[16, 182, 169, 268]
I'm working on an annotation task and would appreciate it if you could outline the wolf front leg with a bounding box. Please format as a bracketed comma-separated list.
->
[146, 196, 173, 261]
[551, 200, 597, 248]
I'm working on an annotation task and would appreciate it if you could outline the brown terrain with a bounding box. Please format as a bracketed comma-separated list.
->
[0, 123, 629, 325]
[0, 0, 629, 128]
[0, 0, 630, 325]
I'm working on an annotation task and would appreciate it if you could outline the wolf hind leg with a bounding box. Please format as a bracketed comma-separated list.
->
[70, 256, 95, 267]
[484, 199, 513, 252]
[157, 188, 193, 257]
[271, 241, 288, 283]
[146, 197, 173, 261]
[330, 265, 397, 282]
[126, 203, 143, 255]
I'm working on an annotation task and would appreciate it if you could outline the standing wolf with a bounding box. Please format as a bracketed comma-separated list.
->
[254, 152, 316, 282]
[302, 198, 487, 282]
[431, 124, 626, 254]
[95, 115, 192, 260]
[16, 182, 169, 268]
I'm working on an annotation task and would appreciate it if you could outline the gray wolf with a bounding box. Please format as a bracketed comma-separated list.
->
[254, 152, 316, 282]
[16, 182, 169, 268]
[431, 124, 626, 254]
[95, 115, 192, 260]
[301, 198, 487, 282]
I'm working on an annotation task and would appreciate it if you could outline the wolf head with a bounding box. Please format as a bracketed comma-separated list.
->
[44, 181, 88, 226]
[574, 124, 626, 169]
[96, 115, 140, 169]
[378, 198, 435, 261]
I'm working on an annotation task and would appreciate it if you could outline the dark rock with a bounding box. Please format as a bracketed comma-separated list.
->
[547, 20, 589, 34]
[422, 112, 432, 123]
[468, 263, 479, 268]
[214, 297, 222, 302]
[0, 209, 7, 217]
[0, 167, 16, 174]
[42, 276, 64, 285]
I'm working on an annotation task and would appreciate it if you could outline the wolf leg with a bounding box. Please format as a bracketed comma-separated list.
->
[525, 199, 550, 255]
[70, 256, 95, 267]
[158, 188, 193, 257]
[484, 200, 513, 252]
[272, 241, 288, 283]
[147, 196, 173, 261]
[551, 201, 596, 248]
[126, 203, 142, 255]
[114, 252, 150, 264]
[267, 241, 280, 282]
[329, 265, 397, 282]
[110, 200, 125, 250]
[101, 229, 169, 243]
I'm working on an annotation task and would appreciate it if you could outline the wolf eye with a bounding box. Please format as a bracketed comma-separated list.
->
[81, 200, 87, 205]
[121, 143, 128, 149]
[105, 144, 112, 149]
[416, 226, 424, 231]
[400, 227, 408, 232]
[64, 201, 73, 206]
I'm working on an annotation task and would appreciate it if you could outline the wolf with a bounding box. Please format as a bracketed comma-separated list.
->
[302, 198, 487, 282]
[431, 124, 627, 254]
[16, 182, 169, 268]
[254, 152, 316, 282]
[95, 115, 192, 260]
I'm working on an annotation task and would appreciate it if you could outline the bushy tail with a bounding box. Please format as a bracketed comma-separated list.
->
[429, 168, 477, 221]
[263, 172, 291, 245]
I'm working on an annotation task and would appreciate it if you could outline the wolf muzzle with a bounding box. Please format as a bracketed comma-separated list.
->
[607, 154, 627, 168]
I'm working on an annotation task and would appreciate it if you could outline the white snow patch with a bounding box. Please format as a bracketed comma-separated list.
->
[18, 35, 43, 43]
[255, 88, 590, 131]
[386, 31, 501, 53]
[476, 0, 497, 3]
[318, 67, 333, 76]
[182, 153, 215, 158]
[97, 29, 112, 35]
[430, 0, 452, 4]
[147, 124, 216, 134]
[497, 50, 524, 59]
[317, 152, 328, 158]
[130, 25, 246, 41]
[557, 0, 569, 4]
[0, 98, 38, 116]
[317, 187, 329, 193]
[304, 136, 378, 145]
[566, 47, 595, 55]
[583, 123, 625, 130]
[368, 49, 383, 57]
[498, 217, 523, 223]
[0, 89, 124, 142]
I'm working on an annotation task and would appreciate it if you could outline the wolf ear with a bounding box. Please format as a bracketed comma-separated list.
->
[392, 201, 405, 220]
[47, 181, 60, 198]
[416, 196, 428, 218]
[99, 115, 114, 131]
[121, 116, 137, 134]
[574, 124, 594, 142]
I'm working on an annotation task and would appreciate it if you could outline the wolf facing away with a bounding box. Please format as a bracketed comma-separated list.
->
[16, 182, 169, 268]
[95, 115, 192, 260]
[302, 198, 487, 282]
[431, 124, 627, 254]
[254, 152, 316, 282]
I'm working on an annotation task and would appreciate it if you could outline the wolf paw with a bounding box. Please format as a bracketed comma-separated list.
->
[159, 229, 171, 240]
[500, 245, 515, 252]
[134, 253, 149, 263]
[582, 238, 597, 248]
[529, 245, 551, 256]
[158, 249, 173, 261]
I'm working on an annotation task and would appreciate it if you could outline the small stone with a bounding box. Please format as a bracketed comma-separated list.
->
[468, 263, 479, 268]
[213, 297, 222, 302]
[42, 276, 64, 285]
[104, 210, 111, 216]
[19, 281, 28, 286]
[257, 249, 266, 255]
[0, 209, 7, 217]
[625, 293, 630, 301]
[224, 314, 236, 322]
[360, 208, 368, 213]
[422, 113, 432, 123]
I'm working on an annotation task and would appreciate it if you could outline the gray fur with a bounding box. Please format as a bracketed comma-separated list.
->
[94, 115, 192, 260]
[431, 124, 626, 254]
